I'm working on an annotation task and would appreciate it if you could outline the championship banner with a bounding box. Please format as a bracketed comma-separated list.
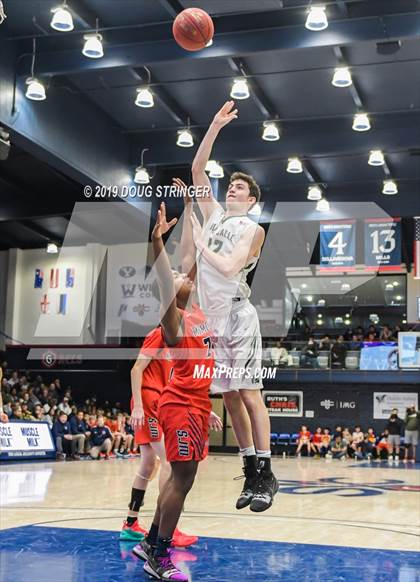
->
[0, 421, 56, 460]
[262, 390, 303, 417]
[320, 220, 356, 270]
[373, 393, 419, 420]
[364, 218, 401, 270]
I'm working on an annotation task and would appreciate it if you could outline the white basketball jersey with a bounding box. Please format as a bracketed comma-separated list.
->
[197, 206, 259, 314]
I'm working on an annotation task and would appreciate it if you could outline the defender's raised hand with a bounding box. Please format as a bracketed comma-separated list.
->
[212, 100, 238, 129]
[172, 177, 191, 206]
[152, 202, 177, 239]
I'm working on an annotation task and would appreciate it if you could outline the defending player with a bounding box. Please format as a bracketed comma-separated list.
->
[182, 100, 277, 512]
[120, 325, 198, 548]
[137, 202, 214, 581]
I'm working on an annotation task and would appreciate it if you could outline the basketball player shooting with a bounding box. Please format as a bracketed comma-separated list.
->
[182, 100, 278, 512]
[138, 202, 215, 582]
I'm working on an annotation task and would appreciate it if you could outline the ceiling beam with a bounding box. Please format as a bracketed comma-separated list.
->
[157, 0, 184, 18]
[33, 11, 420, 77]
[228, 58, 276, 120]
[333, 46, 364, 109]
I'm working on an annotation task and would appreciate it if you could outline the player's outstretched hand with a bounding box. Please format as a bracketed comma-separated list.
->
[212, 100, 238, 129]
[172, 177, 191, 206]
[130, 406, 145, 430]
[208, 411, 223, 432]
[152, 202, 178, 239]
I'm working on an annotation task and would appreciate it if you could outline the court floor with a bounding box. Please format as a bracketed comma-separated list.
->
[1, 455, 419, 581]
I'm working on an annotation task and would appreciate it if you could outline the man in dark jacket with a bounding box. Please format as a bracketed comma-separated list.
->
[53, 411, 85, 460]
[385, 409, 404, 461]
[331, 335, 347, 368]
[70, 410, 91, 454]
[89, 415, 112, 459]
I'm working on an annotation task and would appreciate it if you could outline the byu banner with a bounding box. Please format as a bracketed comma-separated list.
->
[320, 220, 356, 269]
[364, 218, 401, 269]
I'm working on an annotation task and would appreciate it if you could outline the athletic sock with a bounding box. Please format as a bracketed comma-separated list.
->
[155, 536, 172, 557]
[146, 522, 159, 546]
[126, 516, 137, 526]
[257, 450, 272, 473]
[240, 445, 256, 458]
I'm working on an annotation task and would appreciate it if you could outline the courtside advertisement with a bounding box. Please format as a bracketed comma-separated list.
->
[262, 391, 303, 417]
[373, 393, 419, 420]
[0, 421, 55, 460]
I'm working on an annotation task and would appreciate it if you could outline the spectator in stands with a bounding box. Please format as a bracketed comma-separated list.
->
[39, 386, 50, 406]
[404, 405, 419, 463]
[7, 370, 19, 387]
[367, 325, 378, 339]
[33, 404, 53, 427]
[331, 425, 342, 440]
[377, 429, 390, 459]
[350, 426, 364, 456]
[386, 409, 404, 461]
[53, 412, 74, 460]
[331, 435, 347, 460]
[270, 340, 292, 367]
[348, 334, 362, 351]
[342, 427, 352, 457]
[89, 415, 112, 460]
[27, 387, 41, 409]
[58, 396, 72, 416]
[70, 410, 91, 454]
[301, 336, 318, 368]
[88, 414, 97, 429]
[380, 324, 395, 341]
[331, 335, 347, 368]
[19, 375, 30, 392]
[296, 425, 312, 457]
[320, 428, 331, 457]
[319, 335, 332, 351]
[394, 324, 403, 337]
[311, 427, 323, 456]
[366, 331, 377, 342]
[365, 428, 377, 459]
[10, 403, 23, 420]
[20, 403, 36, 420]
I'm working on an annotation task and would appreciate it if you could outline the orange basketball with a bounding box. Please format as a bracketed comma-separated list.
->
[172, 8, 214, 52]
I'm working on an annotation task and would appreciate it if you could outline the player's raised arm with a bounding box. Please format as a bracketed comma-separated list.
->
[192, 101, 238, 223]
[130, 356, 151, 430]
[151, 202, 182, 346]
[173, 177, 197, 281]
[192, 214, 265, 278]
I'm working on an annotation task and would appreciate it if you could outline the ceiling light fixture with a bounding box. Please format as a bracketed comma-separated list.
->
[134, 148, 150, 184]
[382, 180, 398, 195]
[352, 113, 371, 132]
[177, 128, 194, 148]
[25, 39, 46, 101]
[287, 157, 303, 173]
[332, 67, 352, 88]
[308, 185, 323, 200]
[135, 67, 154, 108]
[209, 162, 224, 179]
[47, 242, 58, 254]
[230, 78, 249, 100]
[316, 198, 330, 212]
[262, 122, 280, 141]
[305, 5, 328, 31]
[50, 1, 74, 31]
[368, 150, 385, 166]
[83, 18, 103, 59]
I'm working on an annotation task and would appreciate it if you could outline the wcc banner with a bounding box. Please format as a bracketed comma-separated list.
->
[320, 220, 355, 270]
[364, 218, 401, 270]
[0, 421, 55, 460]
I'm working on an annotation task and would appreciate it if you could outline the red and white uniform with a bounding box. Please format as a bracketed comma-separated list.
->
[131, 327, 172, 445]
[158, 305, 214, 462]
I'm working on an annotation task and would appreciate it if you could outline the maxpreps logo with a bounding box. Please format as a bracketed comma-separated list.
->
[119, 266, 136, 278]
[321, 399, 356, 410]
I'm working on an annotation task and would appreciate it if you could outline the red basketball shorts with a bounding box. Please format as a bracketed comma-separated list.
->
[131, 389, 163, 445]
[158, 404, 209, 463]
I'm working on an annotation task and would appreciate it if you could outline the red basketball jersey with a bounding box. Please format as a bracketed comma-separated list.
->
[159, 305, 214, 415]
[140, 327, 172, 394]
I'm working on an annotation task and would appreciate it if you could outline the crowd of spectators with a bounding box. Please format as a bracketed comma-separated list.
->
[289, 407, 419, 462]
[0, 367, 136, 461]
[267, 322, 404, 369]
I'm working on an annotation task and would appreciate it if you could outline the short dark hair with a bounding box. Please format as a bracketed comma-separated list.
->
[230, 172, 261, 203]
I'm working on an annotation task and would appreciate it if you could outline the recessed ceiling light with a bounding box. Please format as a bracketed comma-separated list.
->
[230, 78, 249, 100]
[332, 67, 352, 88]
[352, 113, 371, 132]
[305, 5, 328, 31]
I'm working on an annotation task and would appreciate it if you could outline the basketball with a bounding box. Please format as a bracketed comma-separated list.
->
[172, 8, 214, 52]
